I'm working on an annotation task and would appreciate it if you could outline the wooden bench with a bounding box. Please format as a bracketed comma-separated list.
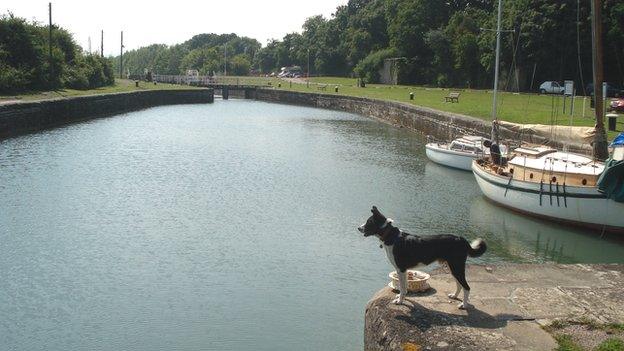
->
[317, 84, 327, 91]
[445, 92, 460, 103]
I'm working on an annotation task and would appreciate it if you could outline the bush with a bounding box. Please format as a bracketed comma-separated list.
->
[63, 65, 90, 89]
[0, 14, 115, 93]
[0, 63, 31, 93]
[353, 48, 400, 84]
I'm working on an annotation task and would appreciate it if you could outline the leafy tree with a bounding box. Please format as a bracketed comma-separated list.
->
[0, 13, 114, 93]
[107, 0, 624, 90]
[229, 54, 251, 76]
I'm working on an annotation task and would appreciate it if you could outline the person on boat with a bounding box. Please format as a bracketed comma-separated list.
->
[483, 139, 503, 166]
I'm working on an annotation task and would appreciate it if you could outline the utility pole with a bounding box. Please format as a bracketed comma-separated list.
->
[224, 45, 227, 76]
[120, 31, 124, 79]
[101, 30, 104, 58]
[307, 48, 310, 88]
[48, 2, 53, 80]
[590, 0, 608, 160]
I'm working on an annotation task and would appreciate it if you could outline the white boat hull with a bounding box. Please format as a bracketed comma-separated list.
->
[425, 143, 478, 171]
[472, 161, 624, 232]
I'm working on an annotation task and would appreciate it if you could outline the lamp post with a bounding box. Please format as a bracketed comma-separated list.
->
[307, 49, 310, 88]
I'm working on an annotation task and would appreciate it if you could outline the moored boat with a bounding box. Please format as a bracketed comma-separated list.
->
[425, 136, 492, 171]
[471, 145, 624, 232]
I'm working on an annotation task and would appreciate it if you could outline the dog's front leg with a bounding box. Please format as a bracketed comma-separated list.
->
[392, 270, 407, 304]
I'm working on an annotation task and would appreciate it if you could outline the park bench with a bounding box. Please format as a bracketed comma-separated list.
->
[317, 84, 327, 91]
[445, 91, 460, 103]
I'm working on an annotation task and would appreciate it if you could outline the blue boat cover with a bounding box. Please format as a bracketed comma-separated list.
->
[611, 132, 624, 147]
[598, 152, 624, 203]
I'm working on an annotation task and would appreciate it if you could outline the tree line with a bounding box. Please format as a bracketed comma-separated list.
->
[257, 0, 623, 92]
[114, 0, 623, 92]
[0, 13, 115, 94]
[115, 33, 261, 77]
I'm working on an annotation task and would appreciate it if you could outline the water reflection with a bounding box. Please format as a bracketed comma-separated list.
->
[469, 196, 624, 263]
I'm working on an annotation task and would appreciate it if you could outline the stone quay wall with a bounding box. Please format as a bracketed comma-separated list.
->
[0, 89, 214, 139]
[364, 264, 624, 351]
[255, 89, 590, 153]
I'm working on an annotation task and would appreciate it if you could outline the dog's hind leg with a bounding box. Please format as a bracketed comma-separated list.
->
[448, 278, 462, 300]
[392, 270, 407, 305]
[448, 260, 471, 309]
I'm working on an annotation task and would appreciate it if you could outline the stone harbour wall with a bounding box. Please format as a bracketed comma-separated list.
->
[364, 264, 624, 351]
[0, 89, 214, 139]
[255, 89, 590, 153]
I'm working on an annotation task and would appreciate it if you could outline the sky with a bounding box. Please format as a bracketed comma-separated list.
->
[2, 0, 347, 56]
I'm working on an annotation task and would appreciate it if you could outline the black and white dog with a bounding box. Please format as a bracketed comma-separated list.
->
[358, 206, 486, 309]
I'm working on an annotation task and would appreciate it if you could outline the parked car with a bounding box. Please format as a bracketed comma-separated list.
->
[610, 98, 624, 113]
[586, 82, 623, 98]
[539, 81, 565, 94]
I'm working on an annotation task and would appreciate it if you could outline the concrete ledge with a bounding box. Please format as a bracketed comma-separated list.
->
[0, 89, 214, 139]
[255, 89, 591, 153]
[364, 264, 624, 351]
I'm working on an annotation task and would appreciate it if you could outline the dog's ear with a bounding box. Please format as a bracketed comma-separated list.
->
[371, 206, 384, 218]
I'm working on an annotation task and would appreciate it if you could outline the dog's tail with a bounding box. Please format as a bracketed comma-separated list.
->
[467, 238, 487, 257]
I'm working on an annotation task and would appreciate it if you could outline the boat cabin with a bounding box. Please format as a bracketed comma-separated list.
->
[505, 147, 604, 186]
[449, 136, 487, 154]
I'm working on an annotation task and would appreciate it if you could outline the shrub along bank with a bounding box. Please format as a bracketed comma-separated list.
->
[0, 13, 114, 94]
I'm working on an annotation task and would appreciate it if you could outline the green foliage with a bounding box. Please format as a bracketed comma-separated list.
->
[180, 47, 221, 75]
[597, 338, 624, 351]
[114, 33, 260, 77]
[106, 0, 623, 90]
[229, 54, 251, 76]
[0, 62, 31, 92]
[0, 13, 114, 93]
[353, 47, 399, 83]
[554, 334, 584, 351]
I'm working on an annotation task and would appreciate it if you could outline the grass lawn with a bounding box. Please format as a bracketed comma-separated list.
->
[0, 79, 202, 104]
[286, 77, 600, 127]
[237, 75, 620, 141]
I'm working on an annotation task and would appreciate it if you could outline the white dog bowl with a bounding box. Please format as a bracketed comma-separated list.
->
[388, 270, 431, 292]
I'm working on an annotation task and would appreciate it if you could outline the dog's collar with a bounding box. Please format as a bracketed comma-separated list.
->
[379, 218, 393, 230]
[378, 222, 400, 246]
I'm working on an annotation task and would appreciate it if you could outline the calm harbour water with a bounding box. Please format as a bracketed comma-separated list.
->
[1, 100, 623, 351]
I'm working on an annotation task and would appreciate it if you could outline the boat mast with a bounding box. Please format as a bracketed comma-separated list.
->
[491, 0, 503, 144]
[590, 0, 609, 160]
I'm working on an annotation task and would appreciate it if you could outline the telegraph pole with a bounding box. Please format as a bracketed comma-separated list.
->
[224, 45, 227, 76]
[590, 0, 608, 160]
[101, 30, 104, 58]
[120, 31, 124, 79]
[48, 2, 53, 80]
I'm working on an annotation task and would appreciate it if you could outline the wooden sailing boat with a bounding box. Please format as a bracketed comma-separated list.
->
[471, 0, 624, 232]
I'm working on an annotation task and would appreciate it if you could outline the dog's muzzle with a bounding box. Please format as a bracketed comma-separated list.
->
[358, 224, 374, 236]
